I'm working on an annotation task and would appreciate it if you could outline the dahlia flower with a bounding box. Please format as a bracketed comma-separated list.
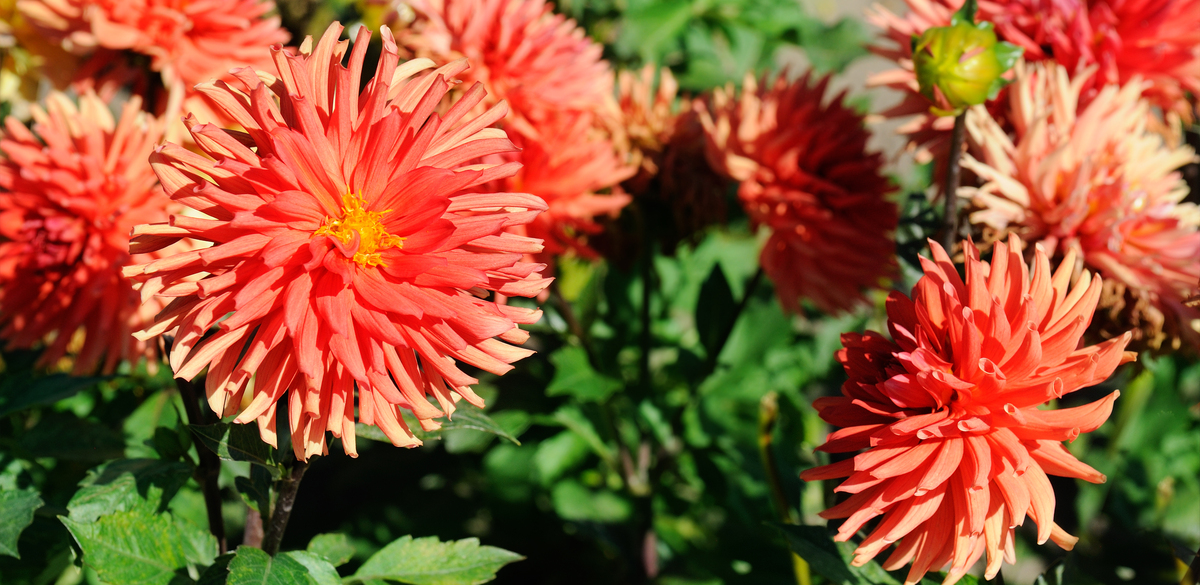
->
[699, 72, 897, 314]
[801, 234, 1135, 584]
[18, 0, 289, 133]
[614, 65, 680, 190]
[124, 23, 551, 460]
[399, 0, 615, 141]
[0, 91, 172, 374]
[961, 63, 1200, 349]
[867, 0, 1200, 158]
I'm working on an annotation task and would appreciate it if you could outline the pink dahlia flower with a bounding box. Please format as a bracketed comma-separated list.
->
[699, 72, 897, 314]
[124, 23, 551, 460]
[867, 0, 1200, 158]
[801, 234, 1135, 584]
[961, 63, 1200, 349]
[0, 91, 174, 374]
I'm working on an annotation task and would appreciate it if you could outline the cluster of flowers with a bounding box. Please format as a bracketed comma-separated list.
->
[0, 0, 1195, 581]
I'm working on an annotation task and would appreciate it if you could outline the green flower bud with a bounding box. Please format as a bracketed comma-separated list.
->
[912, 7, 1022, 116]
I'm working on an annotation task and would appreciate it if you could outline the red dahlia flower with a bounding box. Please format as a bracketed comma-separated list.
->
[801, 235, 1135, 584]
[962, 63, 1200, 350]
[0, 91, 174, 374]
[699, 72, 897, 314]
[124, 23, 551, 460]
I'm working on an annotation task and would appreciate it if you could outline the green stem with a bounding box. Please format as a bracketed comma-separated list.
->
[176, 377, 227, 555]
[758, 392, 811, 585]
[941, 112, 967, 254]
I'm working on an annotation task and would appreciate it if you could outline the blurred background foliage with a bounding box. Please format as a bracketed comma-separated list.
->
[0, 0, 1197, 584]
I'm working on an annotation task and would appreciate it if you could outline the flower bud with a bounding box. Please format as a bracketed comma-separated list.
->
[912, 15, 1021, 116]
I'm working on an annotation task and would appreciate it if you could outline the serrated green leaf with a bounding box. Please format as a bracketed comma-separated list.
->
[67, 459, 191, 523]
[0, 488, 42, 558]
[189, 423, 281, 477]
[307, 533, 354, 567]
[62, 507, 211, 585]
[546, 346, 621, 404]
[226, 546, 316, 585]
[352, 535, 523, 585]
[356, 404, 520, 448]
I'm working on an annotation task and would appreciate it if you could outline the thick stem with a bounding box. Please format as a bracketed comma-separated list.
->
[262, 460, 309, 556]
[941, 112, 967, 254]
[176, 377, 227, 555]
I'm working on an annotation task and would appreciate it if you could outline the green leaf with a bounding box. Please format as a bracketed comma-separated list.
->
[18, 413, 125, 461]
[777, 524, 901, 585]
[546, 346, 621, 403]
[197, 553, 234, 585]
[696, 263, 735, 359]
[307, 533, 355, 567]
[0, 488, 42, 558]
[356, 404, 520, 448]
[189, 422, 282, 477]
[235, 465, 273, 515]
[614, 0, 694, 61]
[534, 431, 591, 486]
[352, 535, 523, 585]
[226, 546, 318, 585]
[62, 506, 213, 585]
[548, 406, 614, 465]
[284, 551, 342, 585]
[550, 480, 633, 523]
[67, 459, 192, 523]
[0, 373, 106, 417]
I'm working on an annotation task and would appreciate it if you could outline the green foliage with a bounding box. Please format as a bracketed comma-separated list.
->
[189, 423, 283, 477]
[62, 507, 216, 584]
[67, 459, 191, 522]
[307, 533, 355, 566]
[0, 488, 42, 558]
[225, 547, 333, 585]
[350, 535, 524, 585]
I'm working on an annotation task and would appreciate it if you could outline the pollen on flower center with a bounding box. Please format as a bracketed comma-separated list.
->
[314, 192, 404, 267]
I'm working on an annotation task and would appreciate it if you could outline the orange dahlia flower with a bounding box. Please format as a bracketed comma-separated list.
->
[0, 91, 173, 374]
[867, 0, 1200, 157]
[699, 72, 897, 314]
[801, 234, 1135, 584]
[124, 23, 551, 460]
[962, 63, 1200, 349]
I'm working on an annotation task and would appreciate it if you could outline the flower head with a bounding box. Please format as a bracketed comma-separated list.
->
[962, 63, 1200, 350]
[0, 91, 173, 373]
[801, 234, 1135, 584]
[399, 0, 615, 140]
[699, 72, 897, 314]
[124, 23, 551, 461]
[867, 0, 1200, 158]
[912, 8, 1022, 115]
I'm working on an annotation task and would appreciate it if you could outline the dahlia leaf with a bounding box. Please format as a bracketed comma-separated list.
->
[62, 507, 212, 585]
[0, 488, 42, 558]
[16, 413, 125, 461]
[235, 465, 274, 515]
[67, 459, 191, 523]
[307, 533, 355, 567]
[613, 0, 693, 63]
[226, 546, 332, 585]
[777, 524, 872, 585]
[189, 422, 283, 478]
[534, 431, 592, 485]
[550, 480, 633, 523]
[547, 346, 621, 403]
[352, 535, 522, 585]
[439, 405, 523, 446]
[0, 372, 106, 417]
[697, 263, 736, 359]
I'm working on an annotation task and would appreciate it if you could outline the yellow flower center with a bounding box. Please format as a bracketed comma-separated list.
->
[314, 192, 404, 268]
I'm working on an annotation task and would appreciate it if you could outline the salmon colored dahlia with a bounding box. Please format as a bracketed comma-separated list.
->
[699, 72, 897, 314]
[0, 91, 173, 374]
[398, 0, 615, 140]
[961, 63, 1200, 350]
[801, 235, 1135, 584]
[18, 0, 289, 134]
[124, 23, 551, 461]
[867, 0, 1200, 158]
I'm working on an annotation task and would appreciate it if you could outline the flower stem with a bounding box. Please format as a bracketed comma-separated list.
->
[942, 112, 967, 254]
[175, 376, 228, 555]
[262, 459, 309, 555]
